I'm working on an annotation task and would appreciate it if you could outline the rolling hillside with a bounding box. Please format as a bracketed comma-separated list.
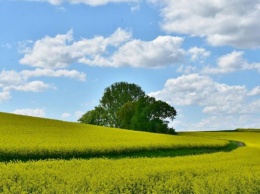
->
[0, 112, 229, 161]
[0, 112, 260, 193]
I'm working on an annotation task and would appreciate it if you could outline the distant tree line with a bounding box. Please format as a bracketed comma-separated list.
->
[78, 82, 177, 134]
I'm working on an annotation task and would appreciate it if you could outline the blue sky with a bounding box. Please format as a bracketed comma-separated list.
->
[1, 0, 260, 131]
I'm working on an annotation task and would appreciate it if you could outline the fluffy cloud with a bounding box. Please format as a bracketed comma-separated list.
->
[0, 70, 24, 87]
[176, 114, 260, 131]
[7, 81, 52, 92]
[0, 69, 85, 87]
[203, 51, 260, 74]
[20, 29, 185, 68]
[0, 68, 86, 102]
[80, 36, 185, 68]
[20, 28, 131, 69]
[150, 74, 259, 115]
[150, 0, 260, 48]
[112, 36, 185, 68]
[0, 90, 11, 102]
[215, 51, 247, 72]
[28, 0, 138, 6]
[248, 86, 260, 96]
[13, 108, 46, 117]
[21, 68, 86, 81]
[187, 47, 210, 62]
[20, 30, 74, 69]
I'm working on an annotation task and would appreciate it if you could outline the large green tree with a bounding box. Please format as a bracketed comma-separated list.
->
[79, 82, 145, 127]
[99, 82, 145, 127]
[78, 82, 177, 134]
[117, 96, 177, 134]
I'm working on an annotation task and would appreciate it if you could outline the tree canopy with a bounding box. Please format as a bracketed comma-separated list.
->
[78, 82, 177, 134]
[99, 82, 145, 127]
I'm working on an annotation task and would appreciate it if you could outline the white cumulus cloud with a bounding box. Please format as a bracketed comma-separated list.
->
[187, 47, 210, 62]
[203, 51, 260, 74]
[21, 68, 86, 81]
[177, 114, 260, 131]
[150, 0, 260, 48]
[13, 108, 46, 118]
[0, 68, 86, 102]
[19, 28, 132, 69]
[0, 90, 11, 102]
[248, 86, 260, 96]
[20, 30, 74, 69]
[0, 70, 25, 87]
[80, 36, 185, 68]
[150, 74, 259, 115]
[7, 81, 52, 92]
[20, 29, 185, 68]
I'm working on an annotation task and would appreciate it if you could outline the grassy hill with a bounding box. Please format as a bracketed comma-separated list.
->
[0, 112, 260, 193]
[0, 112, 230, 161]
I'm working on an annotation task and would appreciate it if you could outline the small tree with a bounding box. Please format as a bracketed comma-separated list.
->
[78, 106, 108, 126]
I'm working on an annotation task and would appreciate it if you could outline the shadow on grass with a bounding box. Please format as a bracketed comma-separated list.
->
[106, 141, 244, 159]
[0, 141, 244, 162]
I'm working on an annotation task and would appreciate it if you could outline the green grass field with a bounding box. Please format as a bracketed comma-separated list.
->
[0, 112, 260, 193]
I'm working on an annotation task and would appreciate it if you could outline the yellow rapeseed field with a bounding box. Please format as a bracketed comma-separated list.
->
[0, 112, 227, 160]
[0, 112, 260, 193]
